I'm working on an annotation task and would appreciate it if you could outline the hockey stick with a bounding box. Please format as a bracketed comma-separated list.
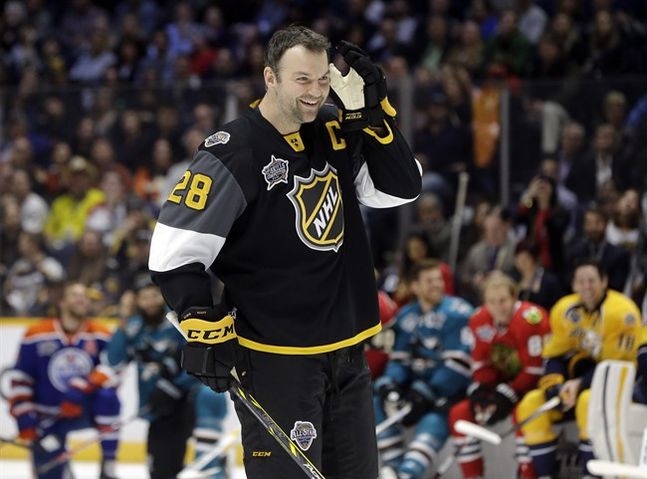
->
[167, 312, 327, 479]
[586, 460, 647, 478]
[37, 407, 148, 474]
[177, 428, 240, 479]
[448, 172, 469, 273]
[375, 404, 413, 436]
[454, 396, 561, 445]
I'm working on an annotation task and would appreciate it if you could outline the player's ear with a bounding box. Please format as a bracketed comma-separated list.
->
[264, 66, 277, 88]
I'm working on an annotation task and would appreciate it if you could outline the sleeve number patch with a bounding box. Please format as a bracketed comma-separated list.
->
[168, 171, 213, 210]
[527, 335, 543, 356]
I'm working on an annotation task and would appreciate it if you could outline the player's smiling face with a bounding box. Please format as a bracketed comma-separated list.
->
[573, 265, 607, 308]
[416, 267, 445, 306]
[484, 285, 515, 328]
[273, 45, 330, 127]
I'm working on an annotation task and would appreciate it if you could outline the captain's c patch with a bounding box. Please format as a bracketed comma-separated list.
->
[286, 163, 344, 252]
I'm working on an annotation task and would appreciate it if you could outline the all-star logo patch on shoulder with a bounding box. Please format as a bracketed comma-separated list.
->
[204, 131, 230, 147]
[262, 155, 289, 190]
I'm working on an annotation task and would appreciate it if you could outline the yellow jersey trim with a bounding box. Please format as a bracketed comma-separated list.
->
[237, 322, 382, 355]
[362, 120, 393, 144]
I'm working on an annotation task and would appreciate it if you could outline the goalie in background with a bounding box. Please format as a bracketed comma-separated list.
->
[448, 272, 551, 479]
[5, 282, 121, 479]
[104, 280, 229, 479]
[517, 258, 642, 478]
[374, 259, 473, 479]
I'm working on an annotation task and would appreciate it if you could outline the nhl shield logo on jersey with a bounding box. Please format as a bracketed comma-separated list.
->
[287, 163, 344, 252]
[262, 155, 289, 190]
[290, 421, 317, 451]
[204, 131, 230, 147]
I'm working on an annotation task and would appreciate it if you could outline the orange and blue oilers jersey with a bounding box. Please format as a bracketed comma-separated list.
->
[11, 318, 111, 413]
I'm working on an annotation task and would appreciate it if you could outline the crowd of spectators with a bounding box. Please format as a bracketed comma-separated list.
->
[1, 0, 646, 317]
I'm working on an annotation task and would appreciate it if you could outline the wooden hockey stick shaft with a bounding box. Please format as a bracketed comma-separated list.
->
[167, 312, 327, 479]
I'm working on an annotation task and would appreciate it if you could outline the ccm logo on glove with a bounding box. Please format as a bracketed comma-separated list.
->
[181, 315, 236, 344]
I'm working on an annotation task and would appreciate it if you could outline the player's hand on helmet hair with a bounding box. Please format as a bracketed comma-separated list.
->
[329, 40, 396, 131]
[179, 306, 238, 393]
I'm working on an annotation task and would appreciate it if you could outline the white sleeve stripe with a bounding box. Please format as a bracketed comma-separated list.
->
[148, 222, 225, 272]
[524, 366, 545, 375]
[354, 162, 421, 208]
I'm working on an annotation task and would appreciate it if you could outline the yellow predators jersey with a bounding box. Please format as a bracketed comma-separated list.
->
[543, 289, 641, 362]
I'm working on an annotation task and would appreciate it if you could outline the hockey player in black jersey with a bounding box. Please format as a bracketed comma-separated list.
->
[149, 25, 421, 478]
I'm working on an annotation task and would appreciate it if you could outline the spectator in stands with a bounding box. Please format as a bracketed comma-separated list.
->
[86, 169, 131, 247]
[413, 193, 452, 262]
[418, 15, 452, 77]
[481, 9, 532, 77]
[3, 232, 65, 315]
[516, 0, 548, 44]
[567, 123, 631, 204]
[516, 174, 569, 273]
[414, 92, 472, 195]
[513, 239, 562, 309]
[44, 156, 105, 254]
[460, 206, 517, 303]
[567, 206, 630, 291]
[548, 12, 586, 73]
[11, 169, 48, 234]
[69, 29, 117, 85]
[0, 197, 23, 294]
[111, 110, 153, 170]
[606, 188, 642, 253]
[446, 20, 485, 76]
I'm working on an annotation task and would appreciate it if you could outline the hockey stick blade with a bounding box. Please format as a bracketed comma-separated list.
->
[587, 459, 647, 478]
[376, 404, 412, 436]
[177, 428, 239, 479]
[178, 465, 222, 479]
[454, 420, 502, 445]
[167, 312, 326, 479]
[455, 396, 561, 445]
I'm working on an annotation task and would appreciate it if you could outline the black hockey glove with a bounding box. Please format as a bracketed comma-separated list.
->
[468, 383, 496, 425]
[402, 380, 436, 427]
[148, 378, 183, 417]
[485, 384, 517, 426]
[179, 306, 238, 394]
[329, 41, 397, 131]
[374, 376, 403, 409]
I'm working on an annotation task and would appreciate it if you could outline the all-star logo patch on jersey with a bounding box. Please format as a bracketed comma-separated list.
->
[262, 155, 289, 190]
[290, 421, 317, 451]
[204, 131, 230, 147]
[287, 163, 344, 252]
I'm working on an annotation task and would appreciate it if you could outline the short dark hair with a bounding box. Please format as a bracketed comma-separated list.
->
[265, 25, 330, 79]
[584, 205, 608, 223]
[410, 258, 443, 281]
[514, 239, 540, 259]
[573, 257, 607, 279]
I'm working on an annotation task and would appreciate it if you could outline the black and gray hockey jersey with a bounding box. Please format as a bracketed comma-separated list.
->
[149, 105, 421, 354]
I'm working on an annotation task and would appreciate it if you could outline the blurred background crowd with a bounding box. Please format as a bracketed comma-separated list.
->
[1, 0, 646, 318]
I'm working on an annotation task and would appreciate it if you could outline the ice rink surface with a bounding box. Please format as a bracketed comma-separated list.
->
[0, 459, 249, 478]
